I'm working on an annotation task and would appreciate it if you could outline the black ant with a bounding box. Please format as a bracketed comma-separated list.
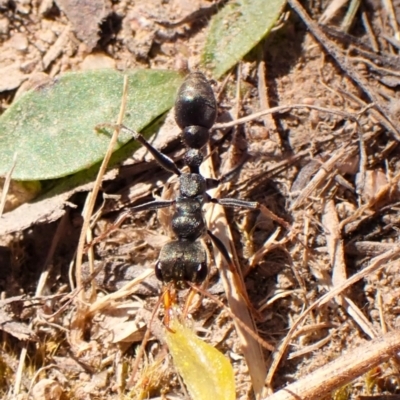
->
[102, 72, 286, 324]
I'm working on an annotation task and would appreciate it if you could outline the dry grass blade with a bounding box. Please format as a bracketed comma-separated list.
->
[319, 0, 350, 24]
[341, 0, 361, 32]
[68, 76, 129, 354]
[382, 0, 400, 39]
[287, 332, 333, 360]
[322, 200, 346, 287]
[256, 59, 281, 147]
[322, 200, 377, 338]
[201, 149, 267, 397]
[88, 268, 153, 314]
[214, 103, 360, 131]
[265, 247, 400, 390]
[74, 75, 129, 292]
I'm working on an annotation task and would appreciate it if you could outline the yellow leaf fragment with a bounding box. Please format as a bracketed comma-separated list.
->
[165, 319, 235, 400]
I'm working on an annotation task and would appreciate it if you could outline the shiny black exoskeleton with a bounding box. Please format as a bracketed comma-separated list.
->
[121, 72, 259, 289]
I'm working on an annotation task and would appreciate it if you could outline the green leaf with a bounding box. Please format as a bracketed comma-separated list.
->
[203, 0, 286, 78]
[165, 319, 236, 400]
[0, 69, 184, 180]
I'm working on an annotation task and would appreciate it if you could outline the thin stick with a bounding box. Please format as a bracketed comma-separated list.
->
[382, 0, 400, 41]
[74, 76, 129, 292]
[0, 153, 17, 218]
[265, 330, 400, 400]
[213, 103, 365, 130]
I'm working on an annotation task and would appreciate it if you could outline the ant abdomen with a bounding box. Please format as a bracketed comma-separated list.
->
[174, 72, 217, 133]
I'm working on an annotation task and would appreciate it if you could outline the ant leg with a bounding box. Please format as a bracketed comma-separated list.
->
[97, 123, 182, 177]
[206, 229, 263, 321]
[211, 197, 290, 229]
[88, 199, 175, 249]
[130, 199, 176, 212]
[215, 198, 258, 209]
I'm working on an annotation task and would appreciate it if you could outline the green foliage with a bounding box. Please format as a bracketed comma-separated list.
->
[0, 69, 183, 180]
[203, 0, 286, 78]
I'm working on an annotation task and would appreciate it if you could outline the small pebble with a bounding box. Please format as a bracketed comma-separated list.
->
[16, 3, 30, 14]
[81, 53, 116, 70]
[36, 29, 56, 44]
[31, 379, 63, 400]
[0, 17, 9, 35]
[39, 0, 54, 15]
[34, 38, 48, 53]
[0, 63, 27, 92]
[9, 32, 29, 51]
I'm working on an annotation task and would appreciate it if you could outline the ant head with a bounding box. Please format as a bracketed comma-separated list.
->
[155, 240, 208, 287]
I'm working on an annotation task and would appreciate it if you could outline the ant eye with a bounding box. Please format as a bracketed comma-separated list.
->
[194, 263, 208, 283]
[155, 262, 164, 281]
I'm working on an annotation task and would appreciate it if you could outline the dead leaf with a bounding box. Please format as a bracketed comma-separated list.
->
[0, 170, 112, 236]
[0, 296, 37, 341]
[0, 63, 27, 92]
[54, 0, 111, 51]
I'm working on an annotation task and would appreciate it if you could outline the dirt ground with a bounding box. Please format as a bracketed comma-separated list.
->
[2, 0, 400, 399]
